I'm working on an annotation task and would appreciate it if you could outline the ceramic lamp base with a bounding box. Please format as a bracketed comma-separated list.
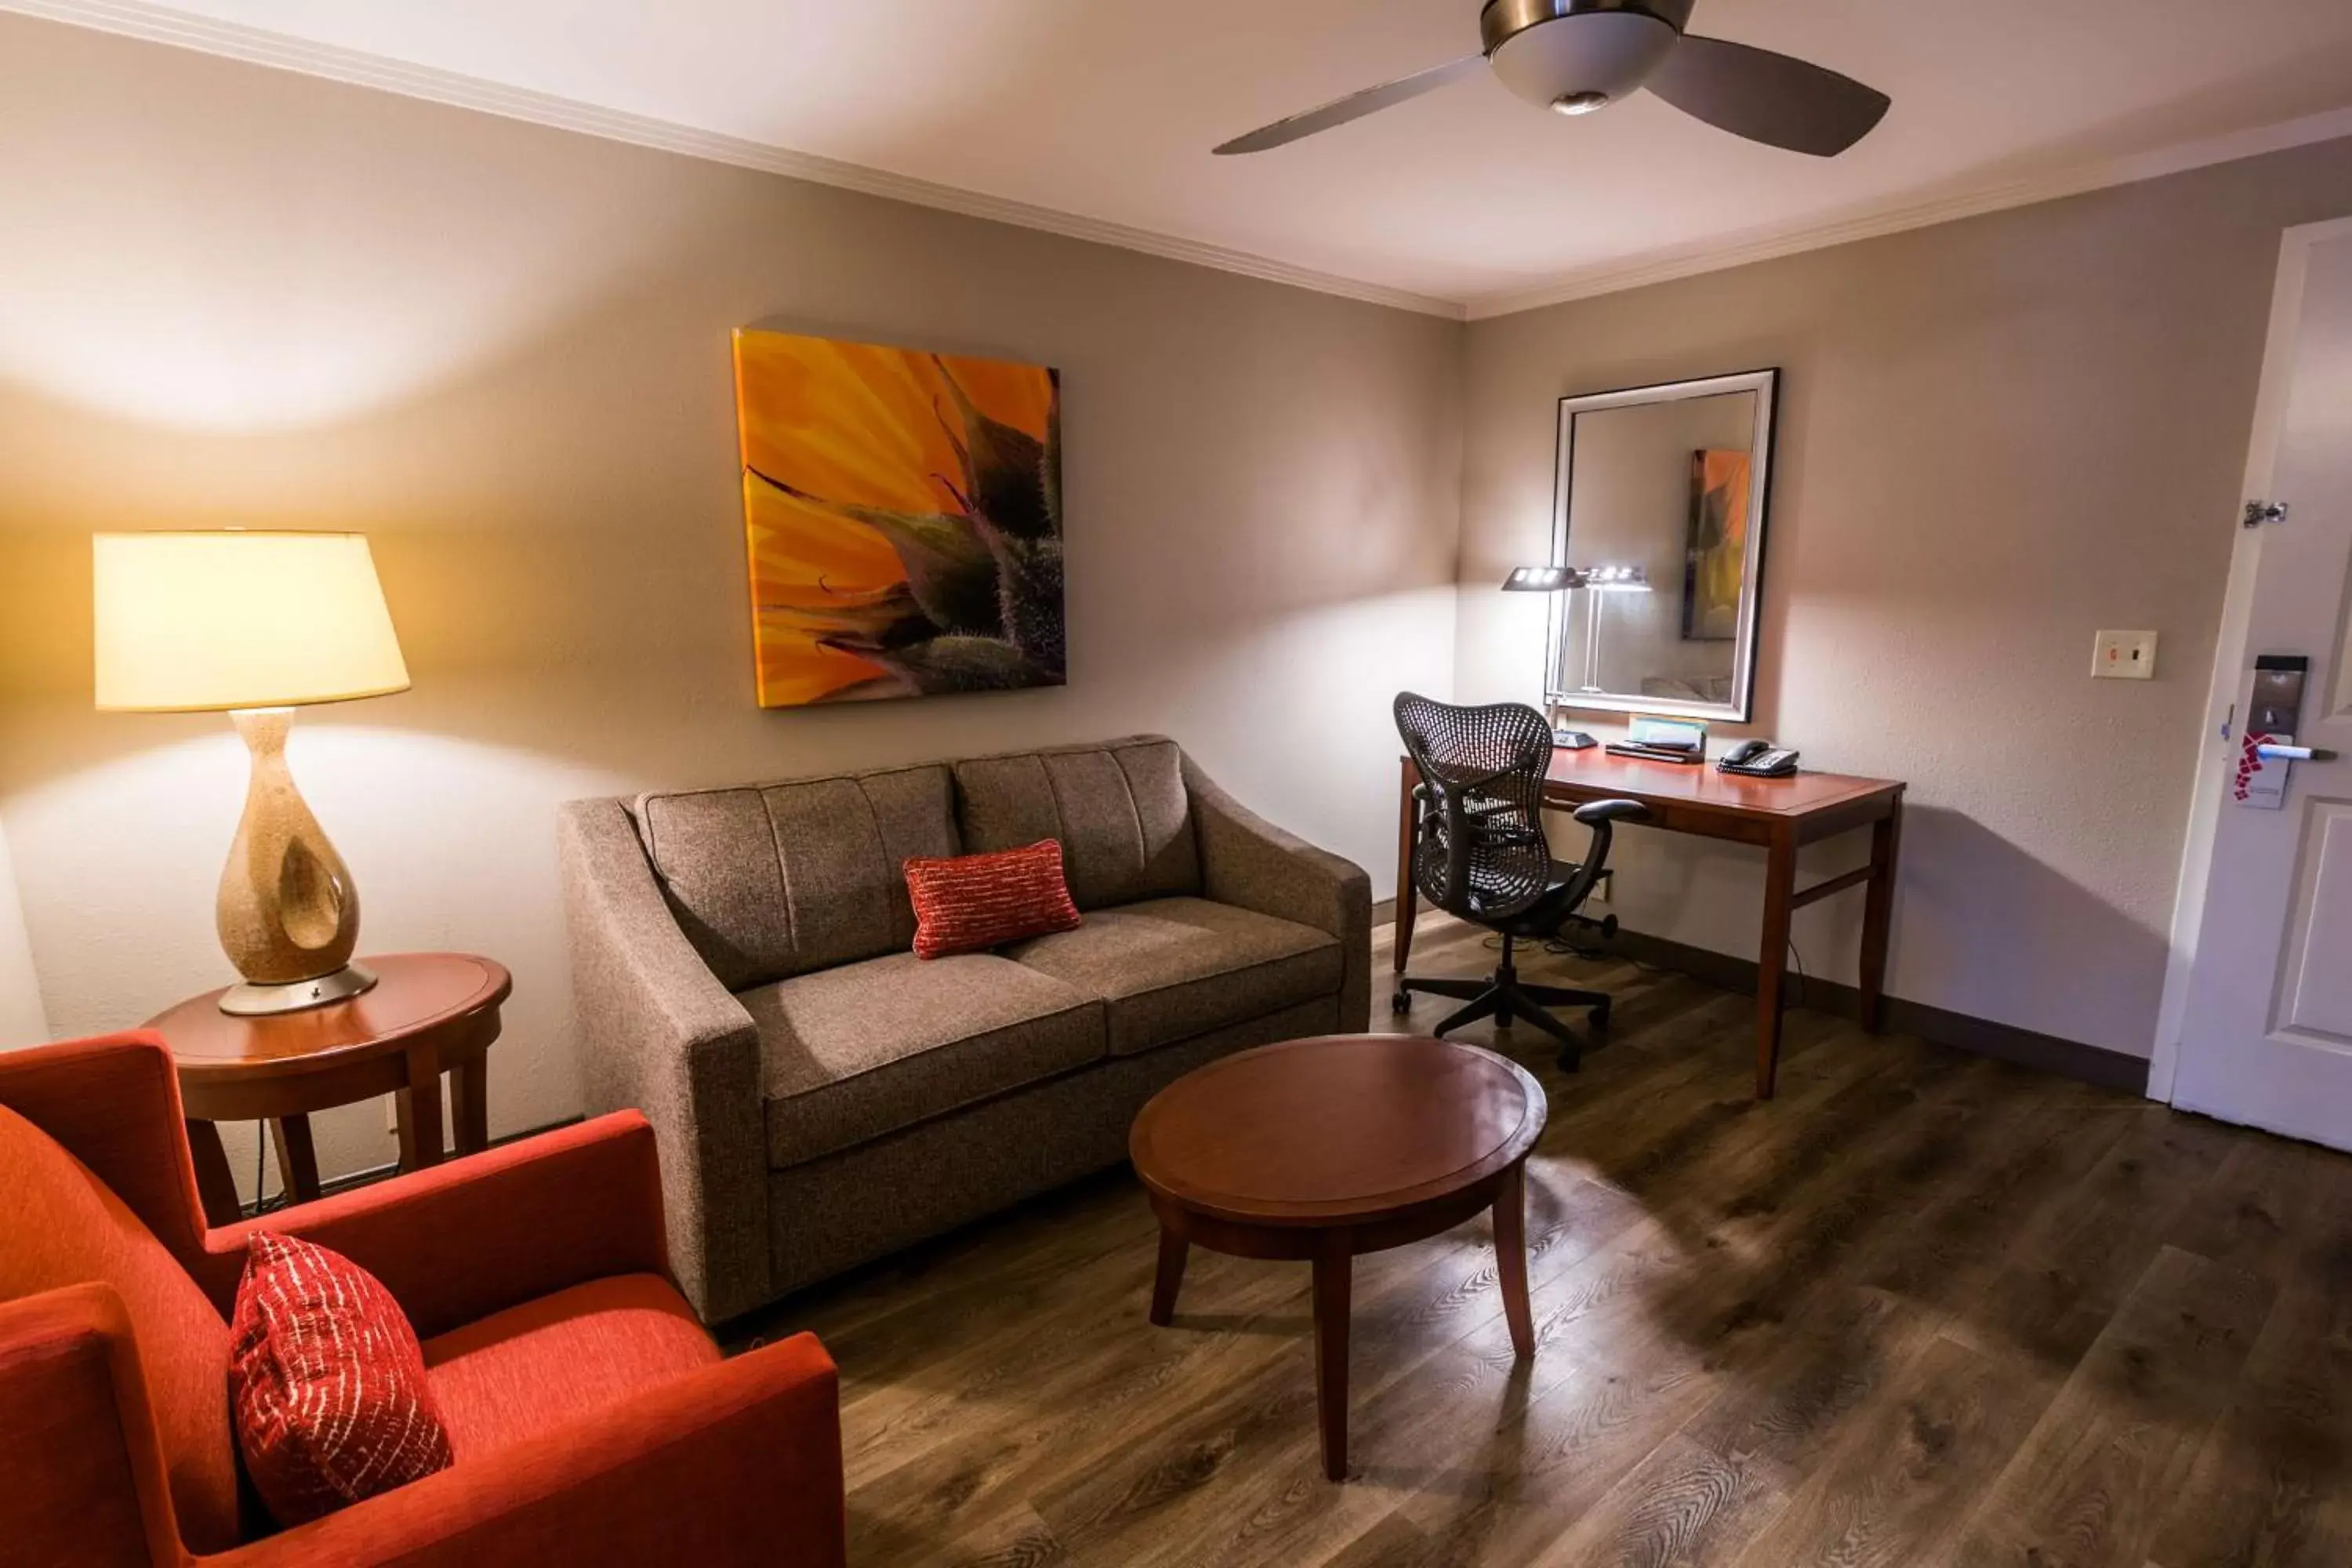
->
[219, 962, 379, 1018]
[216, 708, 369, 1009]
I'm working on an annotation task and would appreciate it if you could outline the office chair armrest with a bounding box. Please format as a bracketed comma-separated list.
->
[1554, 799, 1647, 917]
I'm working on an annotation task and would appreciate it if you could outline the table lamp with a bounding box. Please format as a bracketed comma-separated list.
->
[93, 532, 410, 1016]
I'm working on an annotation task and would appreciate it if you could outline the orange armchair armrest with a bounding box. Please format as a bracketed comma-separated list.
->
[0, 1283, 185, 1568]
[215, 1332, 846, 1568]
[195, 1113, 671, 1338]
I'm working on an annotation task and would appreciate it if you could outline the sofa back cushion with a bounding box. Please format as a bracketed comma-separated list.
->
[953, 739, 1199, 911]
[636, 764, 960, 990]
[0, 1105, 239, 1555]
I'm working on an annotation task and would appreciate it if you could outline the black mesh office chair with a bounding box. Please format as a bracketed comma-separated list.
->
[1392, 693, 1649, 1068]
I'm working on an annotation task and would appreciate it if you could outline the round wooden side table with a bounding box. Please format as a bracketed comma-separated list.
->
[144, 953, 512, 1227]
[1128, 1033, 1548, 1481]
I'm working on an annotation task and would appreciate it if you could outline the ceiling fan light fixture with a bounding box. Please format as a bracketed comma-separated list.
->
[1212, 0, 1888, 160]
[1486, 9, 1679, 112]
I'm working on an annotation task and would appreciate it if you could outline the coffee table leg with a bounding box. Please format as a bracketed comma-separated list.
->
[1149, 1227, 1189, 1327]
[1496, 1161, 1536, 1360]
[1312, 1230, 1352, 1482]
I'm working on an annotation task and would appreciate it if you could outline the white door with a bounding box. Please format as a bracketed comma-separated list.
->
[2172, 224, 2352, 1149]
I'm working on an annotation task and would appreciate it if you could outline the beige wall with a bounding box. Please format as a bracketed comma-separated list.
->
[0, 16, 1463, 1196]
[0, 822, 46, 1049]
[1460, 136, 2352, 1060]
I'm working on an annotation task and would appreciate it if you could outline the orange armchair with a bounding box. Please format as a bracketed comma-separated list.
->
[0, 1032, 847, 1567]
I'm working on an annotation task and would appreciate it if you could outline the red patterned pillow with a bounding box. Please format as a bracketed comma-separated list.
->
[906, 840, 1082, 959]
[229, 1231, 454, 1526]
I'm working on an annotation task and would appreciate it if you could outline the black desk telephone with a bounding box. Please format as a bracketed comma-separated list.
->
[1719, 739, 1801, 778]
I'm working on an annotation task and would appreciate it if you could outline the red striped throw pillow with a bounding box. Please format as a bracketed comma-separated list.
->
[229, 1231, 454, 1526]
[906, 839, 1082, 959]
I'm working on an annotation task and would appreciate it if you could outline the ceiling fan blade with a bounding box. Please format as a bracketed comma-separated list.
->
[1643, 34, 1889, 157]
[1214, 54, 1486, 155]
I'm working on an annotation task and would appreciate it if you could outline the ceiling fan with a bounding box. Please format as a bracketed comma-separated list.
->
[1215, 0, 1890, 159]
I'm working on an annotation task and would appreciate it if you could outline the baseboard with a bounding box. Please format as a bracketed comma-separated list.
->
[1374, 901, 2151, 1096]
[239, 1115, 586, 1218]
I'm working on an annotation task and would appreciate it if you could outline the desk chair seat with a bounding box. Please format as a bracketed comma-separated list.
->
[1391, 694, 1647, 1068]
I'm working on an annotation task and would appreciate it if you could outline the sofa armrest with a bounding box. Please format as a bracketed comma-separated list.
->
[194, 1115, 670, 1340]
[0, 1284, 184, 1568]
[558, 799, 770, 1323]
[214, 1333, 845, 1568]
[1181, 757, 1373, 1033]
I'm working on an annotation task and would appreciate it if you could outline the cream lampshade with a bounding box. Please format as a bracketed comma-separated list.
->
[93, 532, 410, 1015]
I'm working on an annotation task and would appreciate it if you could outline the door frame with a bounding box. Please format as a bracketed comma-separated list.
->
[2149, 214, 2352, 1102]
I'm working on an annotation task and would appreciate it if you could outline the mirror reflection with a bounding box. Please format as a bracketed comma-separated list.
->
[1548, 370, 1776, 721]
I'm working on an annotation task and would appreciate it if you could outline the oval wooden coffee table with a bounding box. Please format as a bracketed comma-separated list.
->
[1129, 1033, 1548, 1481]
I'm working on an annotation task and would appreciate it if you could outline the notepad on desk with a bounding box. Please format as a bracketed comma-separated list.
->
[1605, 716, 1709, 764]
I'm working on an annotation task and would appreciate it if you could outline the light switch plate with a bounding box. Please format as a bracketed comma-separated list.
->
[2092, 630, 2158, 680]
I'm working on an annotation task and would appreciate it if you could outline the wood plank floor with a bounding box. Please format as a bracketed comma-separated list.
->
[743, 916, 2352, 1568]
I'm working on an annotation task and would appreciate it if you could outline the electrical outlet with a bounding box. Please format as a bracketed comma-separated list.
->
[2092, 630, 2158, 681]
[1590, 869, 1613, 906]
[383, 1095, 399, 1137]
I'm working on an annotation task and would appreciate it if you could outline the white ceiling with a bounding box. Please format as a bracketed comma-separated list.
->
[18, 0, 2352, 317]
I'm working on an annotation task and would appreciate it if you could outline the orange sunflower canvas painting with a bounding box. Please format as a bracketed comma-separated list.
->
[733, 330, 1065, 706]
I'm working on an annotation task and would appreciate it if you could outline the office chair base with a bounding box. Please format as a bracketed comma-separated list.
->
[1394, 974, 1612, 1072]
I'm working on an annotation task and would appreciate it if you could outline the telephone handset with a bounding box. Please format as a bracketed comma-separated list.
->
[1719, 739, 1800, 778]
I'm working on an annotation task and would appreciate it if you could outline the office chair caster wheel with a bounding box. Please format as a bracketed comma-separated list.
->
[1391, 989, 1411, 1014]
[1590, 1002, 1612, 1032]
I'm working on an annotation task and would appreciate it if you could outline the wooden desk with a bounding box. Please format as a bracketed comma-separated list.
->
[1394, 751, 1904, 1098]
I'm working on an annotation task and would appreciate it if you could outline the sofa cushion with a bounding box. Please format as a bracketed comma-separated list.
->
[746, 953, 1105, 1167]
[0, 1105, 239, 1555]
[635, 764, 959, 990]
[423, 1275, 718, 1460]
[1005, 898, 1341, 1057]
[953, 739, 1199, 911]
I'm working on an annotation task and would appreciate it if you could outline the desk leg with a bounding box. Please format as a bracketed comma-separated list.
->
[1755, 829, 1798, 1100]
[1859, 795, 1904, 1034]
[397, 1048, 445, 1171]
[187, 1120, 243, 1228]
[269, 1116, 322, 1206]
[1393, 757, 1420, 977]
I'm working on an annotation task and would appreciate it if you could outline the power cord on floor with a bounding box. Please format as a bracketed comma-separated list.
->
[249, 1132, 285, 1218]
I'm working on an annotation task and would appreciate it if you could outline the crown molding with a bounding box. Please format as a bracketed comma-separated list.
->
[0, 0, 1466, 321]
[1465, 104, 2352, 320]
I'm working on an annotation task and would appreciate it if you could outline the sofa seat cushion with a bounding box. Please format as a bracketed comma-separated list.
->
[1005, 898, 1341, 1057]
[746, 953, 1105, 1168]
[423, 1275, 717, 1461]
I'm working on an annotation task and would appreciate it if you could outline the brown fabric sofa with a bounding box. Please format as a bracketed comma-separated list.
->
[558, 736, 1370, 1323]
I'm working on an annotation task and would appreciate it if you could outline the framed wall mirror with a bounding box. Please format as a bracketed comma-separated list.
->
[1545, 368, 1779, 722]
